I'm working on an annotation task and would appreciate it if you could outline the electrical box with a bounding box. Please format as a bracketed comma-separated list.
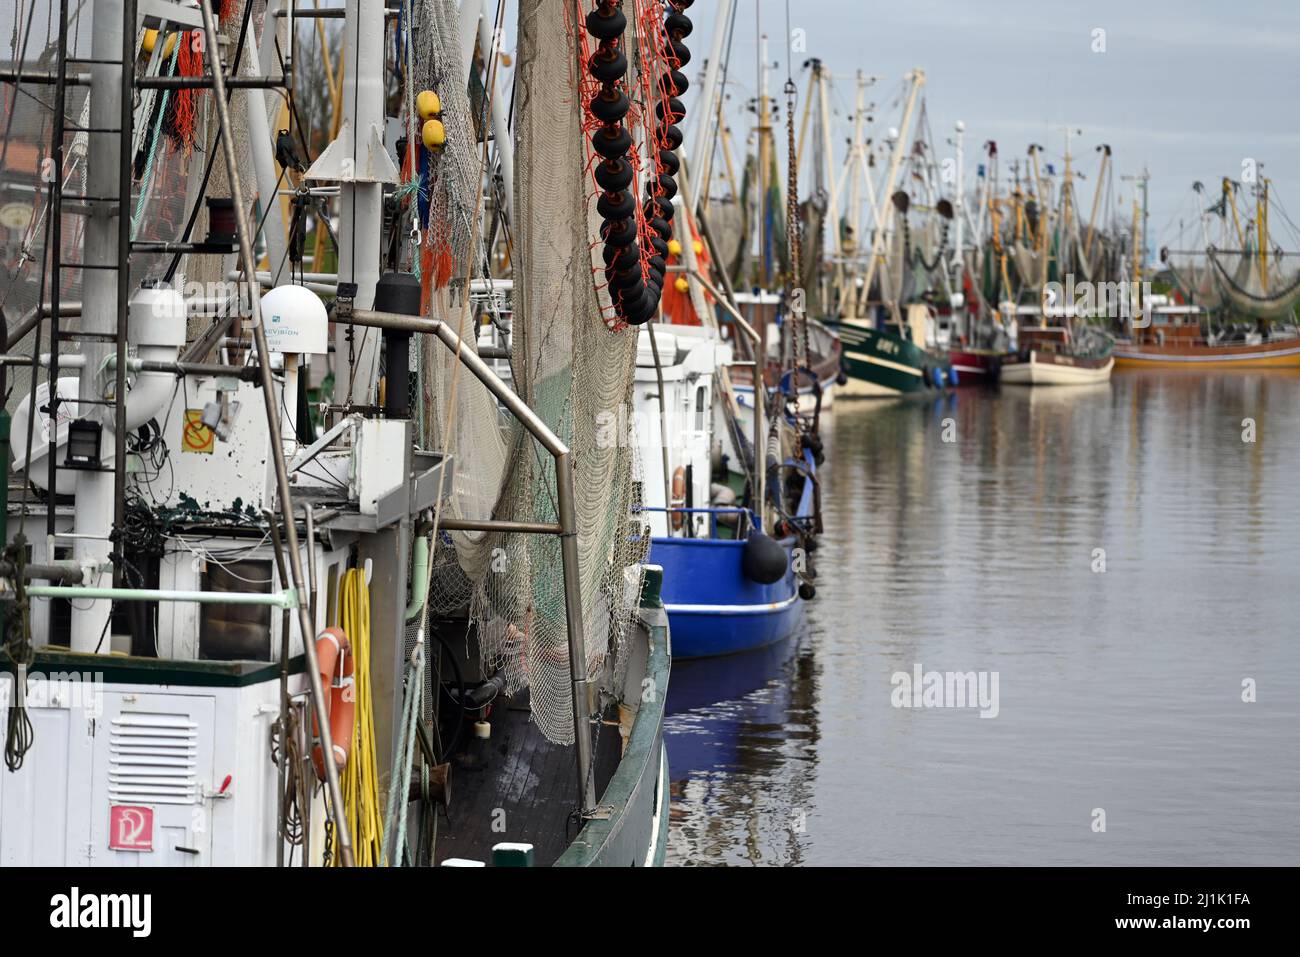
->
[353, 418, 409, 515]
[0, 666, 299, 866]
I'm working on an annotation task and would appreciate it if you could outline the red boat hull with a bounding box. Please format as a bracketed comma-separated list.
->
[947, 349, 1004, 384]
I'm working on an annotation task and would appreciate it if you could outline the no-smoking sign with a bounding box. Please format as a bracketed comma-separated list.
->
[182, 409, 215, 454]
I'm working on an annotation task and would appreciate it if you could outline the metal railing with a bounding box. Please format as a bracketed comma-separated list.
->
[339, 304, 598, 816]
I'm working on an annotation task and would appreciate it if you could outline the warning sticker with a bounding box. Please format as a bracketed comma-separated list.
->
[182, 409, 215, 454]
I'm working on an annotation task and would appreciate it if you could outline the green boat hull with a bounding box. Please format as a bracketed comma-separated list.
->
[556, 577, 672, 867]
[825, 320, 953, 396]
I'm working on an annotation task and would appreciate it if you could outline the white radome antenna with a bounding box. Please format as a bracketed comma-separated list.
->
[260, 285, 329, 438]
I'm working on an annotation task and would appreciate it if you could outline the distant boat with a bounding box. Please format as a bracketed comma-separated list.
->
[1000, 322, 1115, 385]
[634, 325, 818, 659]
[828, 305, 958, 396]
[1118, 180, 1300, 369]
[1113, 310, 1300, 369]
[947, 346, 1005, 383]
[1129, 180, 1300, 369]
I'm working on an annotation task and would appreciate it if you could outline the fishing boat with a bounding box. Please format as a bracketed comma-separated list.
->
[1113, 323, 1300, 368]
[832, 307, 958, 395]
[1115, 178, 1300, 369]
[633, 322, 820, 659]
[727, 293, 842, 420]
[812, 70, 958, 396]
[999, 322, 1115, 385]
[631, 15, 826, 660]
[0, 0, 682, 868]
[947, 346, 1004, 382]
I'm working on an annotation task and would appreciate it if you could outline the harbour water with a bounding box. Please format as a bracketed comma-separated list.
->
[665, 372, 1300, 865]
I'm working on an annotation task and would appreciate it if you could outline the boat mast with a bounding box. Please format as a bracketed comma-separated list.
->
[814, 63, 842, 310]
[324, 0, 396, 409]
[1257, 176, 1270, 293]
[687, 0, 734, 214]
[252, 0, 292, 283]
[1028, 143, 1050, 324]
[852, 68, 923, 319]
[951, 120, 965, 276]
[1059, 127, 1077, 278]
[841, 71, 867, 312]
[1083, 144, 1111, 263]
[756, 30, 771, 288]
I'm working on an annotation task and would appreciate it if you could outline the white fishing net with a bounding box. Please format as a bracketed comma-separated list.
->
[412, 0, 643, 744]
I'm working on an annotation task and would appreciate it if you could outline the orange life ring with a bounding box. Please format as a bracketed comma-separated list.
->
[670, 466, 687, 530]
[310, 627, 356, 781]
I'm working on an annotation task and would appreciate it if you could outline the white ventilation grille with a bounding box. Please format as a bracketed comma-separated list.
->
[108, 712, 200, 805]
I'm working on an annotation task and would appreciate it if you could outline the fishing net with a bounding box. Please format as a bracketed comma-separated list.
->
[1206, 243, 1300, 321]
[410, 0, 510, 601]
[1165, 254, 1224, 311]
[411, 0, 645, 744]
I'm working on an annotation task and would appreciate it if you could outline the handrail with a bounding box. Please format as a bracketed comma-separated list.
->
[340, 304, 596, 815]
[634, 505, 759, 538]
[22, 585, 298, 608]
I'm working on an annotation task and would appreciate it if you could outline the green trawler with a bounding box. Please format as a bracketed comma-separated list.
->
[829, 311, 957, 396]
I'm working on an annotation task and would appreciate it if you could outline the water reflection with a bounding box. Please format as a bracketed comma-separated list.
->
[666, 372, 1300, 865]
[665, 626, 818, 866]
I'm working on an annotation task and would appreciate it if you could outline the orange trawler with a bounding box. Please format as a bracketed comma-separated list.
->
[1124, 177, 1300, 369]
[1114, 324, 1300, 369]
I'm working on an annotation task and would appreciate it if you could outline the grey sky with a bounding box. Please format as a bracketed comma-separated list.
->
[678, 0, 1300, 257]
[6, 0, 1297, 254]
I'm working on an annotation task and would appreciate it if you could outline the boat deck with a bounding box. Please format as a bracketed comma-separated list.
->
[434, 690, 622, 866]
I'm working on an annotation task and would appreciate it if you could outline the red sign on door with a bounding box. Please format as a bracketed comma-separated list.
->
[108, 805, 154, 852]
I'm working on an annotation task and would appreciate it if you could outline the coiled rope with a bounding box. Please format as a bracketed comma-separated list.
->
[334, 568, 385, 866]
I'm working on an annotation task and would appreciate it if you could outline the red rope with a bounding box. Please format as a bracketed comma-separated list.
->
[168, 31, 204, 153]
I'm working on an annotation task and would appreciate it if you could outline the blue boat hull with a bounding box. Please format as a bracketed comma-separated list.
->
[649, 535, 803, 658]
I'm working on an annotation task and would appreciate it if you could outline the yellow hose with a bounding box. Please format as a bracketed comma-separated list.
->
[333, 568, 385, 866]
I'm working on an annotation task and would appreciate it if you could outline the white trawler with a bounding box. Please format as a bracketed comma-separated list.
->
[0, 0, 697, 867]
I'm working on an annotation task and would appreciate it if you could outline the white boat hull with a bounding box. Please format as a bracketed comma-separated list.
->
[1000, 352, 1114, 386]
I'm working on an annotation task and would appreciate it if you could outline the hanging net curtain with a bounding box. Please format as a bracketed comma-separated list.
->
[413, 0, 646, 744]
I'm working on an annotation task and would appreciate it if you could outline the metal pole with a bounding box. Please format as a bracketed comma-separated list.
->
[686, 0, 732, 213]
[197, 0, 354, 867]
[332, 0, 387, 408]
[265, 511, 292, 869]
[113, 0, 135, 587]
[250, 0, 290, 283]
[437, 517, 562, 535]
[477, 8, 514, 227]
[646, 321, 674, 535]
[68, 0, 124, 650]
[23, 585, 298, 606]
[44, 0, 69, 545]
[555, 449, 596, 813]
